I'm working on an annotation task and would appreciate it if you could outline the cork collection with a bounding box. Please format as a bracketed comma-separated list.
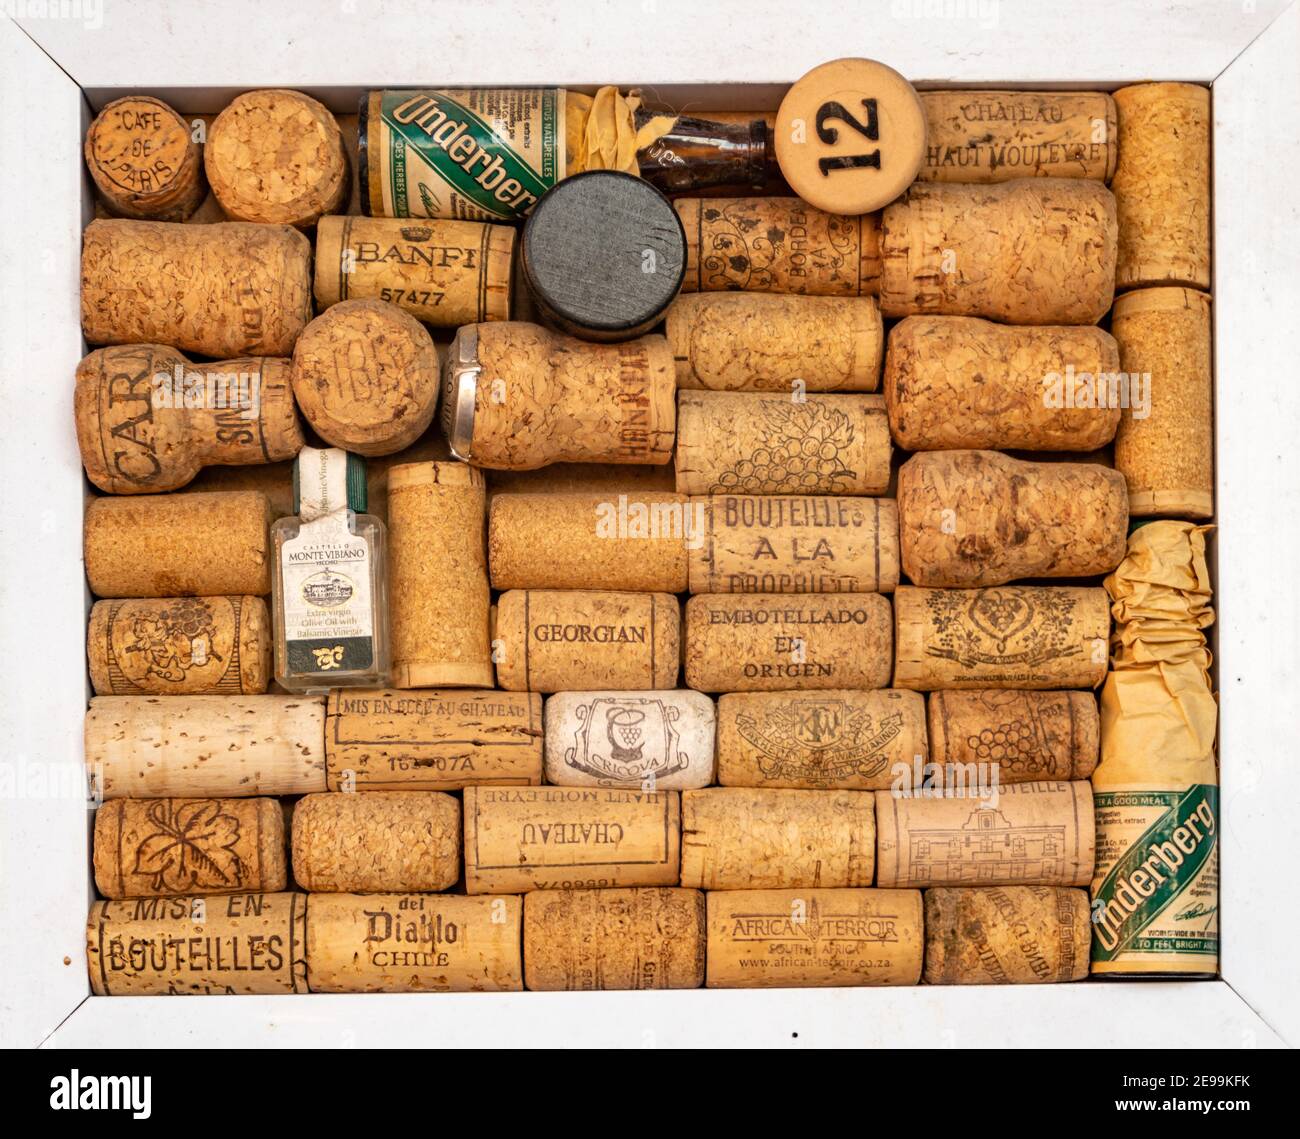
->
[77, 62, 1218, 996]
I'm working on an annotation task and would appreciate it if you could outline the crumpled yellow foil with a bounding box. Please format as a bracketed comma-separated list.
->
[566, 86, 644, 175]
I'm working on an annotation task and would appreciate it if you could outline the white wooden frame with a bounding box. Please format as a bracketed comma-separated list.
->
[2, 0, 1296, 1049]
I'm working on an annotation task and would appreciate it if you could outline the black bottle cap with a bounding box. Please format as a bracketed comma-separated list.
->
[519, 170, 687, 342]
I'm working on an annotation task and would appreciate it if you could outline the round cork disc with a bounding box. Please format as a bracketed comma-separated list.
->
[206, 89, 349, 228]
[84, 96, 205, 221]
[774, 58, 926, 215]
[291, 298, 441, 457]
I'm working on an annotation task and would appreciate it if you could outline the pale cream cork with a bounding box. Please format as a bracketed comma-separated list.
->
[84, 95, 206, 221]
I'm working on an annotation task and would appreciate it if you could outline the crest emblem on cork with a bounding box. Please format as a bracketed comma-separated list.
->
[736, 699, 903, 786]
[565, 697, 689, 784]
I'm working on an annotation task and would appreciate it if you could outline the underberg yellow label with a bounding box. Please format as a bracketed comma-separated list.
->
[368, 88, 564, 220]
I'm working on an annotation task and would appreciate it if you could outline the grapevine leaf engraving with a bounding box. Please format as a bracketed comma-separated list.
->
[133, 800, 246, 893]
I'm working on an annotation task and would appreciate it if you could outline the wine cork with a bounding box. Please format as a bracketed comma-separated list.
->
[893, 586, 1110, 691]
[388, 462, 494, 689]
[291, 791, 459, 893]
[494, 590, 680, 692]
[523, 888, 705, 991]
[924, 886, 1091, 984]
[706, 888, 923, 988]
[884, 316, 1122, 451]
[184, 459, 297, 520]
[667, 293, 882, 393]
[716, 689, 926, 790]
[84, 490, 273, 598]
[684, 593, 892, 693]
[928, 690, 1099, 784]
[290, 299, 441, 457]
[1112, 83, 1211, 291]
[543, 690, 716, 790]
[86, 694, 326, 800]
[681, 788, 875, 889]
[87, 892, 308, 996]
[75, 345, 303, 494]
[325, 688, 542, 791]
[84, 95, 206, 221]
[677, 198, 881, 295]
[687, 494, 899, 593]
[81, 219, 313, 357]
[675, 392, 891, 496]
[897, 450, 1129, 587]
[488, 492, 689, 592]
[486, 462, 677, 500]
[93, 797, 286, 899]
[314, 215, 514, 326]
[874, 780, 1095, 887]
[918, 91, 1117, 183]
[88, 595, 272, 696]
[462, 786, 680, 893]
[878, 179, 1117, 324]
[306, 893, 523, 993]
[1111, 287, 1214, 519]
[205, 89, 348, 228]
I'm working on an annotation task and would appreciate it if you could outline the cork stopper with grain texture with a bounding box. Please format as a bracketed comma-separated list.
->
[291, 299, 441, 457]
[675, 392, 891, 497]
[681, 787, 876, 890]
[667, 293, 883, 392]
[1112, 84, 1211, 291]
[84, 95, 206, 221]
[387, 462, 494, 689]
[205, 89, 348, 228]
[486, 462, 677, 500]
[884, 316, 1122, 451]
[93, 797, 286, 899]
[523, 888, 706, 991]
[292, 791, 460, 893]
[84, 490, 273, 598]
[80, 219, 313, 358]
[1111, 287, 1214, 519]
[897, 450, 1129, 587]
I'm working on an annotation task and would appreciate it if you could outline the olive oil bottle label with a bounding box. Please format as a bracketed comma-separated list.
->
[281, 518, 375, 674]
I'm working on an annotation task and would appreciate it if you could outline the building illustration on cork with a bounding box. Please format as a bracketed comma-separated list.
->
[909, 805, 1066, 884]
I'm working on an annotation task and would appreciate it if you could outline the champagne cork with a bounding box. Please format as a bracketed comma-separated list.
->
[924, 886, 1091, 984]
[874, 780, 1095, 887]
[314, 215, 514, 326]
[929, 690, 1099, 784]
[918, 91, 1117, 183]
[81, 219, 313, 357]
[462, 786, 680, 893]
[1112, 83, 1211, 291]
[1111, 287, 1214, 518]
[543, 690, 716, 790]
[523, 888, 705, 991]
[325, 688, 542, 791]
[681, 788, 875, 890]
[897, 450, 1129, 587]
[666, 293, 883, 392]
[93, 797, 286, 899]
[878, 179, 1117, 324]
[87, 892, 307, 996]
[75, 345, 304, 494]
[893, 586, 1110, 691]
[706, 888, 924, 988]
[84, 490, 273, 598]
[716, 689, 926, 790]
[306, 893, 523, 993]
[291, 791, 460, 893]
[205, 89, 348, 228]
[677, 198, 881, 295]
[290, 299, 441, 457]
[884, 316, 1122, 451]
[388, 462, 494, 689]
[687, 494, 899, 593]
[442, 323, 676, 470]
[88, 595, 272, 696]
[675, 392, 891, 496]
[488, 492, 689, 592]
[84, 95, 206, 221]
[85, 694, 327, 799]
[494, 590, 680, 693]
[684, 593, 892, 693]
